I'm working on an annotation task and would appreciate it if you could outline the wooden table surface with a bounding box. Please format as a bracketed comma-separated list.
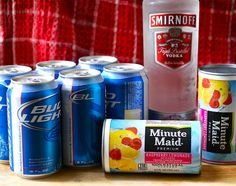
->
[1, 163, 236, 186]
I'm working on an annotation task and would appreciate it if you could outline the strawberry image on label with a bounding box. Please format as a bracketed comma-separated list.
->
[109, 148, 121, 160]
[202, 78, 211, 88]
[223, 94, 232, 105]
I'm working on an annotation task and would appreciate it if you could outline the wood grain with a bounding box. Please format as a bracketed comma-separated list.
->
[0, 163, 236, 186]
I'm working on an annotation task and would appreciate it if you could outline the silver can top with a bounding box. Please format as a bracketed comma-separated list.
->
[79, 56, 117, 65]
[11, 74, 54, 85]
[36, 60, 76, 70]
[104, 63, 144, 73]
[199, 64, 236, 80]
[60, 69, 101, 79]
[0, 65, 32, 76]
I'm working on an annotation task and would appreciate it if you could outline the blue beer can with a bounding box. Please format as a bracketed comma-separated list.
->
[102, 63, 148, 119]
[0, 65, 32, 164]
[59, 69, 105, 167]
[36, 60, 76, 79]
[79, 56, 117, 72]
[7, 74, 61, 178]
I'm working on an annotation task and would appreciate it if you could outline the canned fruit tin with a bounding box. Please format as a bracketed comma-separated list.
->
[102, 119, 201, 174]
[60, 69, 105, 167]
[0, 65, 32, 164]
[36, 60, 76, 79]
[79, 56, 118, 72]
[102, 63, 148, 119]
[7, 74, 61, 177]
[199, 64, 236, 164]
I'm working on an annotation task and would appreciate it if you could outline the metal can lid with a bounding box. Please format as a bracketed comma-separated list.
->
[36, 60, 76, 70]
[199, 64, 236, 76]
[59, 69, 101, 79]
[79, 56, 117, 65]
[104, 63, 144, 73]
[0, 65, 32, 76]
[199, 64, 236, 80]
[11, 74, 54, 85]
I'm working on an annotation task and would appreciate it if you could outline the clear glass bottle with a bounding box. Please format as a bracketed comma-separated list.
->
[143, 0, 199, 120]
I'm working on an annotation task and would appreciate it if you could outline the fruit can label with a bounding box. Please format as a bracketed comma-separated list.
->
[198, 74, 236, 164]
[149, 13, 196, 69]
[103, 119, 201, 174]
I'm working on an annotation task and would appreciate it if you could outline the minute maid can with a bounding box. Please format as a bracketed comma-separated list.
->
[102, 119, 201, 174]
[199, 64, 236, 164]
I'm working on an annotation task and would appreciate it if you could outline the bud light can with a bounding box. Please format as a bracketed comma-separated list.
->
[7, 74, 61, 178]
[0, 65, 32, 164]
[59, 69, 105, 167]
[79, 56, 118, 72]
[36, 60, 76, 79]
[102, 63, 148, 119]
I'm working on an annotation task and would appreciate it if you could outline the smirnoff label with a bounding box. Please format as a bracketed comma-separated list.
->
[150, 13, 196, 69]
[149, 14, 196, 28]
[155, 28, 192, 69]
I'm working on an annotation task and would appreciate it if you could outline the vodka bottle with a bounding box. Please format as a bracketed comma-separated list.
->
[143, 0, 199, 120]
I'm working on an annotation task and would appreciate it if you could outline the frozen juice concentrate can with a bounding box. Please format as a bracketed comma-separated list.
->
[102, 119, 201, 174]
[199, 64, 236, 164]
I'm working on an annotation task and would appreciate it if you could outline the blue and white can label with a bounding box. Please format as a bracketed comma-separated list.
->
[0, 65, 32, 163]
[102, 63, 148, 120]
[7, 75, 61, 177]
[60, 69, 105, 167]
[0, 84, 8, 162]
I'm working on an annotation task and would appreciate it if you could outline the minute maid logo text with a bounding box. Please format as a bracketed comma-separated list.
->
[145, 126, 191, 153]
[17, 93, 61, 131]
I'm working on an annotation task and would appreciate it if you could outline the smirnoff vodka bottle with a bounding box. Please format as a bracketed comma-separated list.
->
[143, 0, 199, 120]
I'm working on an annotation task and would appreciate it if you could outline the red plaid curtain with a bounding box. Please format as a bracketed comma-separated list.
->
[0, 0, 235, 68]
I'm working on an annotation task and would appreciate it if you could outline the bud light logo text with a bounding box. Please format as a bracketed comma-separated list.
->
[70, 88, 94, 104]
[106, 93, 121, 108]
[17, 94, 61, 130]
